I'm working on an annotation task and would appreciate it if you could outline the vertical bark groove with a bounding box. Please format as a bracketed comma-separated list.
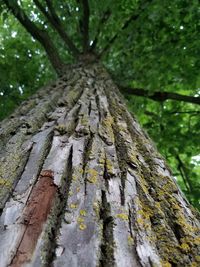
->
[41, 145, 74, 267]
[99, 190, 115, 267]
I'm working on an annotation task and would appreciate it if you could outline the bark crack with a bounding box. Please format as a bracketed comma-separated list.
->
[88, 99, 92, 116]
[95, 92, 102, 124]
[99, 190, 115, 267]
[82, 133, 94, 195]
[103, 155, 110, 190]
[41, 145, 74, 266]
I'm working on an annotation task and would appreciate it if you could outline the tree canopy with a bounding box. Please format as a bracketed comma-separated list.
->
[0, 0, 199, 209]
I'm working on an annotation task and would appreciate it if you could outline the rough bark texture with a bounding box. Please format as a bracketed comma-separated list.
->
[0, 63, 199, 267]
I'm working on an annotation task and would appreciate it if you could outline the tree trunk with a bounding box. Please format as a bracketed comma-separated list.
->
[0, 63, 199, 267]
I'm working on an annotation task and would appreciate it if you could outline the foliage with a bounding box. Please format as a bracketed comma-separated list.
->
[0, 14, 54, 118]
[0, 0, 199, 209]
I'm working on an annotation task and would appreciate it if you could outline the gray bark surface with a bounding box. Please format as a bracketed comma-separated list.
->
[0, 63, 199, 267]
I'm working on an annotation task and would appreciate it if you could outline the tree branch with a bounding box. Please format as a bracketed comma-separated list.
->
[99, 15, 133, 57]
[99, 0, 152, 57]
[168, 111, 200, 115]
[90, 9, 111, 51]
[45, 0, 59, 22]
[80, 0, 90, 52]
[120, 87, 200, 105]
[3, 0, 65, 74]
[33, 0, 79, 57]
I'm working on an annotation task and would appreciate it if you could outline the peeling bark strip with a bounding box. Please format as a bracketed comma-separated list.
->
[10, 170, 57, 267]
[0, 63, 200, 267]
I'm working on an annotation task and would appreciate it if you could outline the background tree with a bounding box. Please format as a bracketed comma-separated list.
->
[0, 1, 200, 266]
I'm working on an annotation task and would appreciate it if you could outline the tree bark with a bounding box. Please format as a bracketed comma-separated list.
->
[0, 63, 199, 267]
